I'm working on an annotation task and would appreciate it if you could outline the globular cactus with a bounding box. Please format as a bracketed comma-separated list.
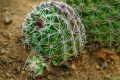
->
[26, 55, 45, 76]
[22, 1, 86, 75]
[64, 0, 120, 49]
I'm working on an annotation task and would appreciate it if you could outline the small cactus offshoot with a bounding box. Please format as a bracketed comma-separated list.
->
[27, 55, 45, 76]
[23, 1, 86, 75]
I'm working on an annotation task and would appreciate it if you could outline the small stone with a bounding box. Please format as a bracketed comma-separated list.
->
[3, 11, 12, 24]
[5, 51, 10, 54]
[21, 71, 26, 75]
[6, 73, 12, 78]
[9, 33, 13, 39]
[1, 49, 5, 54]
[104, 62, 108, 68]
[96, 65, 99, 69]
[110, 66, 113, 70]
[7, 47, 10, 50]
[70, 64, 76, 70]
[9, 44, 13, 48]
[105, 75, 111, 79]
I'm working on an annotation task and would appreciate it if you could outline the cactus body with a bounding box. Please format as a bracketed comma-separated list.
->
[65, 0, 120, 48]
[23, 1, 86, 75]
[27, 55, 45, 76]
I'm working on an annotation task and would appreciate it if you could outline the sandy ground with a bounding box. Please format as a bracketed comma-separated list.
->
[0, 0, 120, 80]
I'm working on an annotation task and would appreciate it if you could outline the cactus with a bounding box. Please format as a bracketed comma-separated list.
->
[26, 55, 45, 76]
[22, 1, 86, 75]
[64, 0, 120, 49]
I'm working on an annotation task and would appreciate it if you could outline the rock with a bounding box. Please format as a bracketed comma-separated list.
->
[6, 73, 12, 78]
[104, 62, 108, 68]
[3, 11, 12, 24]
[5, 51, 10, 54]
[96, 65, 99, 69]
[70, 64, 76, 70]
[0, 49, 5, 55]
[21, 70, 26, 75]
[110, 66, 114, 70]
[105, 75, 111, 79]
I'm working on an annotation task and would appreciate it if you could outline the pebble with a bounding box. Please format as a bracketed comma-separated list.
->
[21, 71, 26, 75]
[70, 64, 76, 70]
[3, 11, 12, 24]
[0, 49, 5, 54]
[96, 65, 99, 69]
[104, 62, 108, 68]
[105, 75, 111, 78]
[110, 66, 114, 70]
[6, 73, 12, 78]
[5, 51, 10, 54]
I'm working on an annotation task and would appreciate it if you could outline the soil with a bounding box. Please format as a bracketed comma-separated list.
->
[0, 0, 120, 80]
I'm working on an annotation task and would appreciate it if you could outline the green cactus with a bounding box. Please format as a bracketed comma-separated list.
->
[23, 1, 86, 75]
[26, 55, 45, 76]
[64, 0, 120, 49]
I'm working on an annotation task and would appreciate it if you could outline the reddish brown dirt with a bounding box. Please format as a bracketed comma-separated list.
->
[0, 0, 120, 80]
